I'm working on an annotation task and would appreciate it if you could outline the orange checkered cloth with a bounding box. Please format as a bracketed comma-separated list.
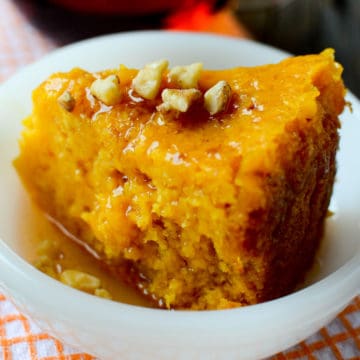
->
[1, 1, 360, 359]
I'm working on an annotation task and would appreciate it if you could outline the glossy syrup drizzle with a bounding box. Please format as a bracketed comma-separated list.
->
[20, 203, 153, 308]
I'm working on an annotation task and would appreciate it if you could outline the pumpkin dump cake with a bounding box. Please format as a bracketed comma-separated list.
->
[15, 49, 345, 310]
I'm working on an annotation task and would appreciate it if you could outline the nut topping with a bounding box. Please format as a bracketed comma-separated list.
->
[157, 88, 202, 113]
[204, 80, 232, 115]
[90, 74, 122, 106]
[57, 91, 75, 111]
[132, 60, 169, 100]
[60, 270, 101, 291]
[168, 63, 203, 89]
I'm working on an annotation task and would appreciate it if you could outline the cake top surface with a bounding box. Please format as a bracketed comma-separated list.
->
[35, 49, 344, 180]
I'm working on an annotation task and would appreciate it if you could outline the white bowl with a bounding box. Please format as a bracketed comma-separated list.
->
[0, 31, 359, 360]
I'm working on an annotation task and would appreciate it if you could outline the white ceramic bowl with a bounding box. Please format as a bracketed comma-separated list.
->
[0, 31, 359, 360]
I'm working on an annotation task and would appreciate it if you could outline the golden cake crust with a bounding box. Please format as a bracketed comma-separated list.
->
[15, 49, 345, 309]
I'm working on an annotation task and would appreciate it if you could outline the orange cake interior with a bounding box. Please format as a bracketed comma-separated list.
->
[15, 49, 345, 310]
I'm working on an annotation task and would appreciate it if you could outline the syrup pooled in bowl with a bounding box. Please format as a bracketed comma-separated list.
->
[18, 202, 153, 308]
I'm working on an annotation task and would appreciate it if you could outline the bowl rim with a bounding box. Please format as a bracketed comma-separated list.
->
[0, 238, 359, 335]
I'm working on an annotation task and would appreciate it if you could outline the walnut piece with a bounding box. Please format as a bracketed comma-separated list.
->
[57, 91, 75, 111]
[90, 74, 122, 106]
[204, 80, 232, 115]
[60, 270, 101, 291]
[132, 59, 169, 100]
[95, 288, 112, 299]
[157, 88, 202, 113]
[168, 62, 203, 89]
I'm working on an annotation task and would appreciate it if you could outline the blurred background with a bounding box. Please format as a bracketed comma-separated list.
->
[0, 0, 359, 96]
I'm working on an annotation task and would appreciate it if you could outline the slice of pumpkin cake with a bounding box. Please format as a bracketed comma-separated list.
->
[15, 49, 345, 310]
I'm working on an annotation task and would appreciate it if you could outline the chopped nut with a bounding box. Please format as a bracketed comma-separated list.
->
[168, 63, 203, 89]
[58, 91, 75, 111]
[60, 270, 101, 291]
[34, 255, 57, 278]
[132, 60, 168, 100]
[157, 88, 202, 113]
[95, 288, 112, 299]
[90, 74, 122, 106]
[204, 80, 232, 115]
[36, 239, 60, 258]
